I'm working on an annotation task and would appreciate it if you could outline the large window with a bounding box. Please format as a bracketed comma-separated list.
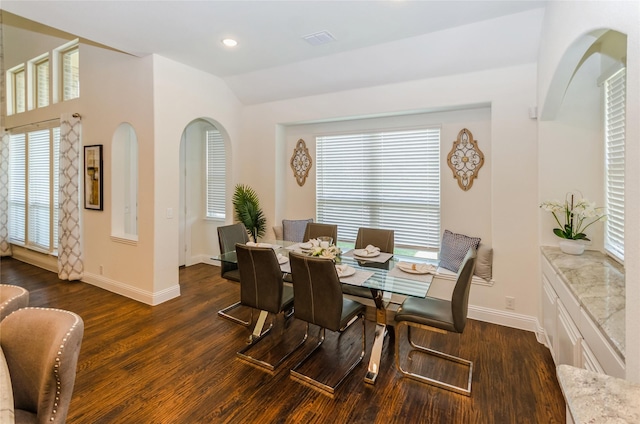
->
[9, 127, 61, 253]
[8, 65, 26, 115]
[34, 57, 50, 108]
[316, 128, 440, 250]
[604, 67, 625, 262]
[61, 46, 80, 101]
[205, 129, 226, 219]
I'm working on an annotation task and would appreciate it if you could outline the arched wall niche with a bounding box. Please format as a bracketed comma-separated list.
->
[538, 28, 627, 250]
[178, 117, 233, 267]
[540, 29, 626, 121]
[111, 122, 139, 241]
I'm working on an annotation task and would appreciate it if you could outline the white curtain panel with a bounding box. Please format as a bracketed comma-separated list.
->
[58, 113, 84, 280]
[0, 131, 11, 256]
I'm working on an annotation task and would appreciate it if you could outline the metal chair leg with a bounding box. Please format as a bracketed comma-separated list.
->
[217, 301, 251, 326]
[395, 321, 473, 396]
[290, 313, 366, 395]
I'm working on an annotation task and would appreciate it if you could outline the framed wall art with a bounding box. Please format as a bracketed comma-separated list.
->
[84, 144, 103, 210]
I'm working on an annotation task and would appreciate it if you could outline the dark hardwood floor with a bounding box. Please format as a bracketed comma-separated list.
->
[1, 257, 565, 423]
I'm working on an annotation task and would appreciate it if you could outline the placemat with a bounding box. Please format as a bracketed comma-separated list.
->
[342, 250, 393, 264]
[388, 266, 437, 283]
[340, 270, 375, 286]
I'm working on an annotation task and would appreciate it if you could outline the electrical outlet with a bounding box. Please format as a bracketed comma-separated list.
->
[99, 265, 104, 275]
[505, 296, 515, 310]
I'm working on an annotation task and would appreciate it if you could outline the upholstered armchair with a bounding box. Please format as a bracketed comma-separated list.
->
[0, 285, 29, 321]
[1, 307, 84, 423]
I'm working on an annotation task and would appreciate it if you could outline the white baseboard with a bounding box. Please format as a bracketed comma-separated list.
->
[11, 248, 58, 273]
[468, 304, 543, 335]
[82, 272, 181, 306]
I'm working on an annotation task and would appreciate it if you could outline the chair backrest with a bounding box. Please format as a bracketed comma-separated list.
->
[217, 223, 250, 278]
[289, 252, 343, 332]
[0, 285, 29, 321]
[355, 227, 394, 253]
[451, 248, 477, 333]
[282, 219, 313, 242]
[303, 223, 338, 243]
[236, 244, 285, 314]
[1, 307, 84, 424]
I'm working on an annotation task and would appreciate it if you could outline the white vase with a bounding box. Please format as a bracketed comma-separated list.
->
[558, 240, 585, 255]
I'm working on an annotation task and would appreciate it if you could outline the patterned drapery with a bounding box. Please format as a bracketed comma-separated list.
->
[0, 131, 11, 256]
[58, 114, 84, 280]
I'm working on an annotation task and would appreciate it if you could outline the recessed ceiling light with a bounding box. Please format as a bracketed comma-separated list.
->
[222, 38, 238, 47]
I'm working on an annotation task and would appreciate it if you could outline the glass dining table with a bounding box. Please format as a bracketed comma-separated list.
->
[215, 240, 439, 385]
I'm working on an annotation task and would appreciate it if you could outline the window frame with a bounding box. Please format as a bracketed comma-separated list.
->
[57, 41, 80, 102]
[205, 128, 226, 220]
[603, 67, 625, 262]
[8, 125, 61, 255]
[7, 64, 26, 115]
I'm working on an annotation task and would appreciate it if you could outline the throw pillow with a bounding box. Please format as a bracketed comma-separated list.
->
[439, 229, 481, 273]
[282, 218, 313, 243]
[474, 243, 493, 281]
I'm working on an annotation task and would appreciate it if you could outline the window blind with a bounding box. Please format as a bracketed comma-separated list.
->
[206, 129, 226, 219]
[8, 127, 60, 253]
[316, 128, 440, 249]
[14, 68, 26, 113]
[36, 59, 50, 108]
[62, 47, 80, 101]
[28, 129, 51, 250]
[604, 67, 625, 261]
[9, 134, 26, 244]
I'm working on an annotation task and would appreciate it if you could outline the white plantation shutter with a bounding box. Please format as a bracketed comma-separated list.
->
[206, 129, 226, 219]
[9, 134, 26, 244]
[316, 128, 440, 249]
[604, 67, 625, 261]
[28, 129, 51, 250]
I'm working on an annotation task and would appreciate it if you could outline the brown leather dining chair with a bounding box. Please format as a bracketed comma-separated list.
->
[343, 227, 395, 299]
[394, 247, 477, 396]
[354, 227, 394, 253]
[235, 244, 302, 371]
[288, 252, 366, 395]
[1, 307, 84, 423]
[217, 223, 251, 326]
[303, 223, 338, 243]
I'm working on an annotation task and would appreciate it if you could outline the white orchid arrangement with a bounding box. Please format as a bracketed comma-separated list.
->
[310, 245, 341, 260]
[540, 192, 606, 241]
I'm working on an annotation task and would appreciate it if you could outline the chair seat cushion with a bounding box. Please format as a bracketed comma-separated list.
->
[221, 269, 241, 282]
[339, 298, 366, 330]
[341, 284, 372, 299]
[395, 297, 457, 333]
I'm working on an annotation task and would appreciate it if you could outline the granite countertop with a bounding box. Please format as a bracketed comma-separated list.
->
[540, 246, 625, 359]
[557, 364, 640, 423]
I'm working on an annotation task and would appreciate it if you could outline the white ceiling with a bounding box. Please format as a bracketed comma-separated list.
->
[2, 0, 547, 104]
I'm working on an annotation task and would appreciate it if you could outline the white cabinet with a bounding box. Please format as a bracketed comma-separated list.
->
[542, 275, 557, 361]
[541, 255, 625, 377]
[556, 302, 581, 367]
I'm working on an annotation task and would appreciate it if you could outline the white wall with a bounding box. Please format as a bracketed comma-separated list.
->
[280, 107, 492, 246]
[537, 0, 640, 381]
[151, 55, 243, 297]
[239, 64, 539, 326]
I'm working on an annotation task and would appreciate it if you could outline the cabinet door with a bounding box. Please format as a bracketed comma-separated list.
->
[557, 301, 581, 367]
[542, 275, 557, 360]
[581, 339, 604, 374]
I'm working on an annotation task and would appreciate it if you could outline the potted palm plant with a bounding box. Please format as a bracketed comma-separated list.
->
[232, 184, 266, 242]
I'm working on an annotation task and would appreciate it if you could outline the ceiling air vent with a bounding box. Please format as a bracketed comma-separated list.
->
[302, 30, 336, 46]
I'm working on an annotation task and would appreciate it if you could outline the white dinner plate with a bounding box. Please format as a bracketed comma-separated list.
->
[278, 255, 289, 264]
[299, 242, 313, 250]
[397, 262, 436, 275]
[336, 265, 356, 277]
[353, 249, 380, 258]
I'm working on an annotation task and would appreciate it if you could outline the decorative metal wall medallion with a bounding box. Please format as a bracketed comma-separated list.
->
[290, 139, 312, 186]
[447, 128, 485, 191]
